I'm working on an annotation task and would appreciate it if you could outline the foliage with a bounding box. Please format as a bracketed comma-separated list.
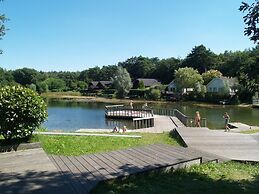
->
[12, 68, 40, 86]
[182, 45, 218, 73]
[0, 2, 8, 54]
[174, 67, 204, 92]
[93, 161, 259, 194]
[38, 132, 179, 156]
[148, 88, 161, 100]
[0, 68, 14, 86]
[0, 85, 47, 140]
[202, 69, 222, 85]
[119, 56, 157, 80]
[128, 89, 148, 98]
[239, 1, 259, 43]
[111, 67, 132, 98]
[138, 80, 145, 89]
[42, 77, 66, 92]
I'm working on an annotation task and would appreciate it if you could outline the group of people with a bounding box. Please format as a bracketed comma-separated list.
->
[194, 111, 230, 131]
[113, 125, 127, 133]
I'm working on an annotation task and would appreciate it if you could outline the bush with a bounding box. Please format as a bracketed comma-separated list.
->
[0, 85, 48, 140]
[128, 89, 148, 98]
[148, 88, 161, 100]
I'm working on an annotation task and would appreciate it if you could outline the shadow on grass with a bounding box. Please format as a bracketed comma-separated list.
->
[169, 129, 187, 147]
[91, 169, 259, 194]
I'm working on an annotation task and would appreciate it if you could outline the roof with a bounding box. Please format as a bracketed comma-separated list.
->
[136, 78, 159, 87]
[207, 77, 238, 87]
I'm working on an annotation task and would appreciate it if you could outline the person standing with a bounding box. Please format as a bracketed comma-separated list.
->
[223, 112, 230, 132]
[195, 111, 201, 127]
[129, 100, 133, 109]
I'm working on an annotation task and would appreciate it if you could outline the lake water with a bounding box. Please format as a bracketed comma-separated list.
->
[43, 99, 259, 131]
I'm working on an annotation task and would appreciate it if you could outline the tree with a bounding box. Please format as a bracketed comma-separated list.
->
[43, 77, 66, 92]
[174, 67, 204, 92]
[202, 69, 222, 85]
[12, 68, 40, 86]
[0, 67, 14, 86]
[182, 45, 218, 73]
[111, 67, 132, 98]
[0, 2, 8, 54]
[148, 88, 161, 100]
[239, 1, 259, 43]
[119, 56, 157, 79]
[0, 85, 47, 140]
[152, 57, 181, 84]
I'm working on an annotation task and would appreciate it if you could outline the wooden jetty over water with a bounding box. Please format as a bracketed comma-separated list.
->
[105, 105, 155, 129]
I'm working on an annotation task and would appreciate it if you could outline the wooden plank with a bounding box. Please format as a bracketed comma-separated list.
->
[75, 156, 104, 182]
[61, 156, 92, 192]
[81, 154, 114, 179]
[90, 154, 121, 177]
[51, 155, 85, 194]
[142, 145, 189, 163]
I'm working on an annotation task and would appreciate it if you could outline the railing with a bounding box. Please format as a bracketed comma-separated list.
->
[173, 109, 188, 126]
[133, 117, 154, 129]
[153, 108, 207, 127]
[105, 105, 153, 118]
[152, 108, 175, 116]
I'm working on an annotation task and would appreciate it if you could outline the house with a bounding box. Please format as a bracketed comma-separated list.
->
[166, 80, 194, 95]
[134, 78, 160, 88]
[166, 80, 177, 94]
[206, 77, 238, 95]
[88, 81, 113, 90]
[88, 81, 99, 90]
[97, 81, 113, 89]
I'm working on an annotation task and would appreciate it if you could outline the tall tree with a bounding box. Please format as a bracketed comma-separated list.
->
[152, 57, 181, 84]
[111, 67, 132, 98]
[174, 67, 204, 92]
[202, 69, 222, 85]
[182, 45, 218, 73]
[239, 1, 259, 43]
[12, 68, 40, 86]
[119, 56, 157, 79]
[0, 1, 8, 54]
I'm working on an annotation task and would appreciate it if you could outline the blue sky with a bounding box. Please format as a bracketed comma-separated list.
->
[0, 0, 255, 71]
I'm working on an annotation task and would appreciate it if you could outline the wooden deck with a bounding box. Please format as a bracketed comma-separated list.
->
[0, 144, 225, 194]
[50, 144, 224, 194]
[0, 148, 75, 194]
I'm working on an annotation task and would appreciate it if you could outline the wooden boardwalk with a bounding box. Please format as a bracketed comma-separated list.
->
[50, 144, 223, 194]
[175, 126, 259, 162]
[0, 144, 225, 194]
[0, 148, 75, 194]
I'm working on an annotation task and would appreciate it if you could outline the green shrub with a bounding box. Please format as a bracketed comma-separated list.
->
[148, 88, 161, 100]
[0, 85, 48, 140]
[128, 89, 148, 98]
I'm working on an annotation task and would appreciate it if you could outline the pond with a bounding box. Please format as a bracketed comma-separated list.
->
[43, 99, 259, 131]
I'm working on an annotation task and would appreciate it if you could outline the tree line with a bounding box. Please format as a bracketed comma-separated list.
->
[0, 44, 258, 95]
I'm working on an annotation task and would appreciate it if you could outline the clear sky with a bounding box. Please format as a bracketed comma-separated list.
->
[0, 0, 255, 71]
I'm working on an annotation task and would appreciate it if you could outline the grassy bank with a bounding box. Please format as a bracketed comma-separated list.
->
[241, 129, 259, 134]
[92, 161, 259, 194]
[37, 132, 180, 156]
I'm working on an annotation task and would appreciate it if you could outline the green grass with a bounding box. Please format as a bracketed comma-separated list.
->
[92, 161, 259, 194]
[240, 129, 259, 134]
[37, 132, 180, 156]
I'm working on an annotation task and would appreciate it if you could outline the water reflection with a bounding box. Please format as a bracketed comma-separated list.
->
[43, 99, 259, 131]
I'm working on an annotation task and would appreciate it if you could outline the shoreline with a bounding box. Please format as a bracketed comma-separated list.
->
[41, 93, 252, 107]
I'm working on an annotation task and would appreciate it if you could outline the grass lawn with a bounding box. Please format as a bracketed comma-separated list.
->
[37, 132, 181, 156]
[91, 161, 259, 194]
[240, 129, 259, 134]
